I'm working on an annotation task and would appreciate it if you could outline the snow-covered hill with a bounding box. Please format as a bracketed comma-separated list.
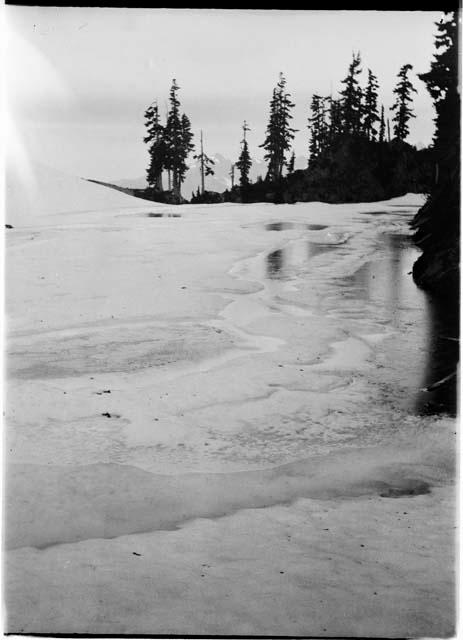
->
[5, 162, 158, 228]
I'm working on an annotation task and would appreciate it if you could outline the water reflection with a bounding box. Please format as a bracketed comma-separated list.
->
[306, 224, 328, 231]
[265, 241, 337, 279]
[266, 249, 285, 278]
[339, 234, 418, 313]
[148, 213, 182, 218]
[265, 221, 328, 231]
[266, 222, 295, 231]
[415, 297, 459, 416]
[340, 233, 458, 416]
[357, 210, 411, 216]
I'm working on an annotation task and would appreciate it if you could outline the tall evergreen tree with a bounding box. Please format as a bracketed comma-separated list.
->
[179, 114, 195, 193]
[236, 121, 252, 187]
[308, 94, 329, 163]
[164, 79, 195, 201]
[340, 52, 363, 135]
[144, 101, 165, 191]
[378, 105, 386, 143]
[193, 130, 215, 195]
[286, 151, 295, 175]
[411, 11, 459, 304]
[363, 69, 380, 141]
[260, 73, 297, 182]
[419, 11, 459, 169]
[391, 64, 417, 141]
[308, 95, 321, 163]
[328, 97, 343, 144]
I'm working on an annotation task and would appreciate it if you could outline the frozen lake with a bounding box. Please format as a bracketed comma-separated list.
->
[4, 186, 456, 636]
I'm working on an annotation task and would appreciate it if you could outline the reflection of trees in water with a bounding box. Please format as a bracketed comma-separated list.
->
[340, 234, 417, 318]
[266, 243, 336, 280]
[265, 222, 294, 231]
[266, 249, 285, 278]
[415, 296, 459, 416]
[263, 232, 458, 415]
[339, 233, 458, 416]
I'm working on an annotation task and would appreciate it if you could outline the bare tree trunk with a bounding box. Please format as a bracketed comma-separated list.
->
[173, 171, 181, 202]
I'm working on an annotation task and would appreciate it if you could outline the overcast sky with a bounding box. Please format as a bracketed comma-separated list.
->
[7, 7, 442, 182]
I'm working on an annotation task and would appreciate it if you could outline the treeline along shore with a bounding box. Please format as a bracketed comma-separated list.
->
[94, 12, 459, 304]
[138, 59, 431, 206]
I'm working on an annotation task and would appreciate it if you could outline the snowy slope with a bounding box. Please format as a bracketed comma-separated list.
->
[5, 162, 159, 228]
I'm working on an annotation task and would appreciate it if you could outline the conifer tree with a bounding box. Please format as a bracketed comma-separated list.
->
[308, 94, 329, 163]
[363, 69, 380, 141]
[340, 53, 363, 135]
[164, 79, 195, 201]
[419, 11, 459, 166]
[179, 114, 195, 191]
[286, 151, 295, 175]
[379, 105, 386, 143]
[236, 121, 252, 187]
[144, 101, 165, 191]
[328, 97, 343, 144]
[411, 11, 459, 300]
[260, 73, 297, 182]
[193, 130, 215, 195]
[391, 64, 417, 141]
[308, 95, 321, 162]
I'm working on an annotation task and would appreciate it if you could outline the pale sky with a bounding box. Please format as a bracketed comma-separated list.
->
[7, 8, 442, 182]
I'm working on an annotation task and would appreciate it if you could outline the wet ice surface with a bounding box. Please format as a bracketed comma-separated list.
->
[5, 193, 456, 636]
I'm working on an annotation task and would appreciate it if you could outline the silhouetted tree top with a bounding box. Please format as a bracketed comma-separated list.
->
[260, 72, 297, 182]
[391, 63, 417, 141]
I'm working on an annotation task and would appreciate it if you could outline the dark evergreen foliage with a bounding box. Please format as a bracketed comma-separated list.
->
[391, 64, 417, 141]
[193, 131, 215, 195]
[190, 189, 224, 204]
[363, 69, 380, 141]
[308, 95, 329, 164]
[144, 101, 165, 191]
[260, 73, 297, 182]
[236, 121, 252, 188]
[225, 138, 433, 205]
[286, 151, 296, 175]
[328, 98, 343, 144]
[379, 105, 386, 143]
[411, 11, 460, 302]
[340, 53, 363, 135]
[164, 79, 195, 202]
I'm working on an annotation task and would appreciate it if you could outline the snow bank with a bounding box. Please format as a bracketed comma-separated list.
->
[5, 162, 158, 228]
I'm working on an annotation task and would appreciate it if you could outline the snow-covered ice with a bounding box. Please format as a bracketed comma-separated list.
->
[4, 167, 455, 636]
